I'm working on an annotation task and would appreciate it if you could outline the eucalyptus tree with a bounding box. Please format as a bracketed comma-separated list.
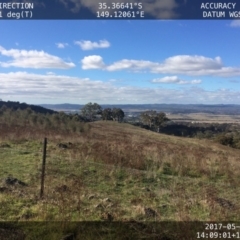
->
[102, 108, 113, 121]
[80, 102, 102, 121]
[140, 110, 169, 131]
[112, 108, 125, 122]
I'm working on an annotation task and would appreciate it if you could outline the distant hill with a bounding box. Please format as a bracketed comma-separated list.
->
[0, 101, 57, 114]
[40, 103, 240, 115]
[40, 103, 83, 112]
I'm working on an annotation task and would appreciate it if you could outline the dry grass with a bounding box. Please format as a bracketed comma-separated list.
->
[168, 112, 240, 123]
[1, 121, 240, 238]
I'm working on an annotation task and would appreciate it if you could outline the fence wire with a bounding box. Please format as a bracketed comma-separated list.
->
[1, 142, 240, 222]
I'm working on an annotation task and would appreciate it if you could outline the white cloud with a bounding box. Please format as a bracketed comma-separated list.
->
[81, 54, 240, 77]
[56, 43, 69, 48]
[0, 46, 75, 69]
[106, 59, 155, 71]
[81, 55, 105, 69]
[152, 76, 201, 84]
[230, 20, 240, 27]
[75, 40, 110, 50]
[0, 72, 239, 104]
[152, 76, 180, 83]
[191, 79, 202, 84]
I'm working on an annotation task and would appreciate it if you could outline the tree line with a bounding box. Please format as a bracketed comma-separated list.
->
[80, 103, 170, 128]
[0, 102, 169, 134]
[1, 101, 240, 149]
[0, 105, 88, 134]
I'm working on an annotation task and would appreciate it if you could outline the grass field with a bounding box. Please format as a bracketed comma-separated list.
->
[168, 112, 240, 123]
[1, 121, 240, 239]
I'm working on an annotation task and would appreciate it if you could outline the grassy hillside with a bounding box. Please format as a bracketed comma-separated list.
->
[0, 120, 240, 239]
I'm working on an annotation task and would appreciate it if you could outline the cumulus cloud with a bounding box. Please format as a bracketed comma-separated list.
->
[81, 55, 105, 69]
[230, 20, 240, 27]
[0, 46, 75, 69]
[81, 54, 240, 77]
[0, 72, 239, 104]
[106, 59, 155, 72]
[56, 43, 69, 48]
[107, 55, 223, 74]
[75, 40, 110, 50]
[152, 76, 202, 84]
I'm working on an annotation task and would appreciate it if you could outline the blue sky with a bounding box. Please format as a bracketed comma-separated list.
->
[1, 19, 240, 104]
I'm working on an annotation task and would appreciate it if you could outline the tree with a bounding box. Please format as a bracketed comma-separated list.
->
[154, 112, 169, 132]
[80, 102, 102, 121]
[112, 108, 125, 122]
[140, 110, 169, 131]
[102, 108, 113, 121]
[140, 110, 157, 128]
[71, 113, 84, 122]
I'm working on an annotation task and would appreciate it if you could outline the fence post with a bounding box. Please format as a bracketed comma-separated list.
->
[40, 137, 47, 199]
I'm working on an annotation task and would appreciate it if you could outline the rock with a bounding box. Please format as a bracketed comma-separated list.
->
[3, 177, 27, 186]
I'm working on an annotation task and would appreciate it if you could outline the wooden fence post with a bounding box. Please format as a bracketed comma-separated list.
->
[40, 137, 47, 198]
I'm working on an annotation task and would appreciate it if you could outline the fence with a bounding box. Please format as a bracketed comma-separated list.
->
[1, 138, 240, 223]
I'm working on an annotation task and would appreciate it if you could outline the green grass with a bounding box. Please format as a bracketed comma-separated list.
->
[1, 121, 240, 238]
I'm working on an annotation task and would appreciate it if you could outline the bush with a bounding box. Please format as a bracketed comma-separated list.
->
[215, 134, 234, 147]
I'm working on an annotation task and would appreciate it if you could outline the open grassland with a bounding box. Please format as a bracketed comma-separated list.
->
[168, 112, 240, 123]
[1, 121, 240, 239]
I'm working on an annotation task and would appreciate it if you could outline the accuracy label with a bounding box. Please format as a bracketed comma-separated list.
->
[200, 2, 239, 18]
